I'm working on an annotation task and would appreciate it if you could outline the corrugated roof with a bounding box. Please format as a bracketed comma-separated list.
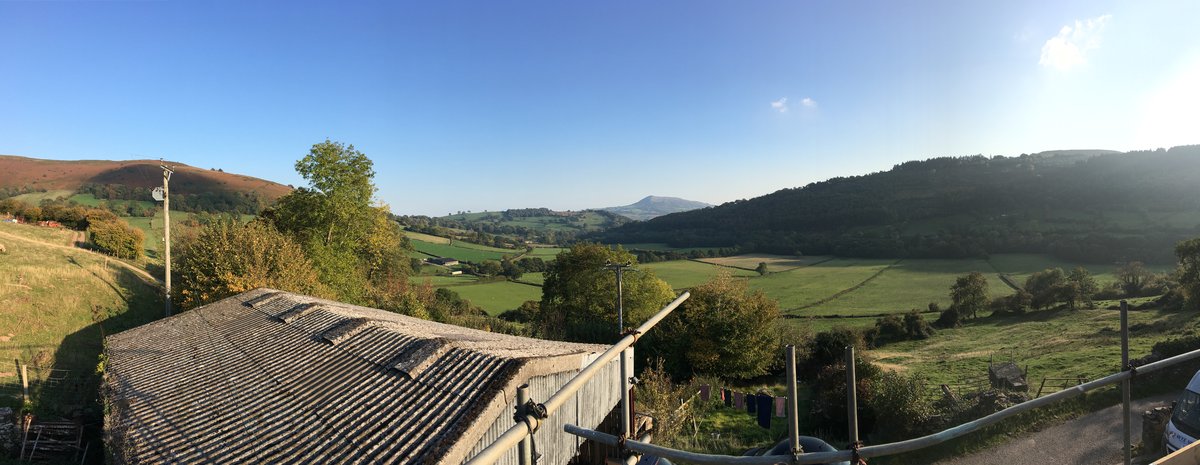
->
[103, 288, 608, 464]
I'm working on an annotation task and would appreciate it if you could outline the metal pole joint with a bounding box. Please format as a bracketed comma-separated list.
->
[514, 400, 548, 434]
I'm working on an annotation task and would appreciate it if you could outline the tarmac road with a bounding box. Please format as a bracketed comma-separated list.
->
[937, 393, 1177, 465]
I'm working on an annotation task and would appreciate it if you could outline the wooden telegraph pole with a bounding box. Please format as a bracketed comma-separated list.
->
[155, 163, 174, 317]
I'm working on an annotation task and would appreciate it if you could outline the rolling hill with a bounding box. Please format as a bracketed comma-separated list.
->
[600, 146, 1200, 264]
[602, 195, 712, 221]
[0, 155, 292, 213]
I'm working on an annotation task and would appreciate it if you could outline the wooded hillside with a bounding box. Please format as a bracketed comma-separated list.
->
[600, 146, 1200, 264]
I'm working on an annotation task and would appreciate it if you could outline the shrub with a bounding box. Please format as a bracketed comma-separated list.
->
[934, 306, 961, 328]
[868, 371, 936, 442]
[88, 219, 144, 259]
[903, 310, 934, 339]
[174, 219, 326, 309]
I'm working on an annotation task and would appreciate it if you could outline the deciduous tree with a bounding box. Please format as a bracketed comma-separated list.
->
[537, 243, 674, 343]
[950, 272, 988, 319]
[174, 219, 327, 309]
[656, 272, 780, 379]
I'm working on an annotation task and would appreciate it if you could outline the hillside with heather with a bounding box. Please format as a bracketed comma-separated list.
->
[0, 155, 292, 214]
[600, 146, 1200, 264]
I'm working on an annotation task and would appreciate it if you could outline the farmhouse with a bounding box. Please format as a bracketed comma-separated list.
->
[103, 289, 626, 464]
[428, 257, 461, 266]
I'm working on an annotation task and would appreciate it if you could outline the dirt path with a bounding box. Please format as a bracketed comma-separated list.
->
[0, 229, 162, 287]
[936, 393, 1176, 465]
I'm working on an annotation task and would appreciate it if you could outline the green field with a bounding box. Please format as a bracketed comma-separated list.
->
[447, 281, 541, 315]
[699, 253, 832, 272]
[120, 210, 199, 261]
[524, 247, 566, 260]
[618, 243, 723, 253]
[403, 229, 451, 244]
[872, 307, 1198, 388]
[10, 190, 74, 204]
[409, 274, 479, 286]
[641, 260, 758, 289]
[409, 239, 517, 263]
[443, 210, 618, 232]
[0, 221, 160, 414]
[516, 272, 545, 286]
[747, 258, 896, 313]
[816, 259, 1014, 315]
[986, 254, 1171, 287]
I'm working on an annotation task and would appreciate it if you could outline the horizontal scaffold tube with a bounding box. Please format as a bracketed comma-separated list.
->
[465, 292, 691, 465]
[565, 346, 1200, 464]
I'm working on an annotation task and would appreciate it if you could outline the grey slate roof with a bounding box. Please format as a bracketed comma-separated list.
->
[103, 288, 608, 464]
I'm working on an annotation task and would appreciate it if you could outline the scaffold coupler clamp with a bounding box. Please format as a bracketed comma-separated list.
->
[851, 441, 867, 465]
[621, 329, 642, 342]
[1125, 362, 1138, 378]
[515, 399, 548, 434]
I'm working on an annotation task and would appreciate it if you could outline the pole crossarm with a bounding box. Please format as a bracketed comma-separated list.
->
[564, 345, 1200, 465]
[464, 292, 691, 465]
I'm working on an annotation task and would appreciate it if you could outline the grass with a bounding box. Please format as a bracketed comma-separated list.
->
[746, 258, 896, 313]
[0, 220, 78, 246]
[698, 254, 832, 272]
[618, 243, 723, 253]
[410, 242, 513, 263]
[408, 274, 479, 286]
[120, 209, 198, 262]
[446, 280, 541, 316]
[0, 221, 161, 415]
[871, 307, 1198, 388]
[987, 253, 1173, 287]
[10, 189, 74, 204]
[516, 272, 545, 286]
[523, 247, 566, 260]
[402, 229, 450, 244]
[816, 258, 1015, 315]
[640, 260, 758, 289]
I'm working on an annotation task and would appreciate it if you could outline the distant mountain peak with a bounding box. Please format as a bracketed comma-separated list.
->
[603, 196, 711, 221]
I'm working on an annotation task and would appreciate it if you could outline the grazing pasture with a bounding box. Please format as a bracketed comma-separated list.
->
[640, 260, 757, 290]
[698, 253, 832, 272]
[448, 280, 541, 316]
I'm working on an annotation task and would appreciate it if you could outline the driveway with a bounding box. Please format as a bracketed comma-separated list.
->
[936, 393, 1177, 465]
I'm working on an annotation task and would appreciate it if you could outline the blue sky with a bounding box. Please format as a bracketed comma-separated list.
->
[3, 1, 1198, 216]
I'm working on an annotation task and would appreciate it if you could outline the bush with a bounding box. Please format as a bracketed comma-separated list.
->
[805, 328, 866, 377]
[810, 358, 882, 437]
[934, 306, 961, 328]
[903, 310, 934, 339]
[88, 219, 144, 259]
[868, 371, 936, 442]
[174, 219, 327, 309]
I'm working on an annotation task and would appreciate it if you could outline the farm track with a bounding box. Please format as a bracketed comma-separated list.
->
[0, 229, 161, 287]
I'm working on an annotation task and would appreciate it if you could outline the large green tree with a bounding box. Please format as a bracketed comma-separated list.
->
[269, 140, 411, 305]
[950, 272, 988, 319]
[1178, 238, 1200, 310]
[174, 219, 328, 309]
[537, 243, 674, 343]
[656, 272, 780, 379]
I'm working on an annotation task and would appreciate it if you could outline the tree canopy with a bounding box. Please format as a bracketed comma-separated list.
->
[1178, 238, 1200, 310]
[654, 272, 780, 379]
[268, 140, 411, 306]
[174, 219, 328, 309]
[950, 272, 988, 319]
[536, 243, 674, 343]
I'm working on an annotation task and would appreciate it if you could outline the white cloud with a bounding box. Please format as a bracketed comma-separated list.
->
[1039, 14, 1112, 71]
[771, 97, 788, 113]
[771, 96, 816, 113]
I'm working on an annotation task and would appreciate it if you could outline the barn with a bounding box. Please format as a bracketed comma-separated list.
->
[102, 289, 626, 464]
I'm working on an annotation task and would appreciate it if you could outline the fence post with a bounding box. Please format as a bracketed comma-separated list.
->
[786, 345, 802, 457]
[18, 359, 28, 406]
[1120, 300, 1131, 465]
[847, 346, 859, 447]
[517, 384, 532, 465]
